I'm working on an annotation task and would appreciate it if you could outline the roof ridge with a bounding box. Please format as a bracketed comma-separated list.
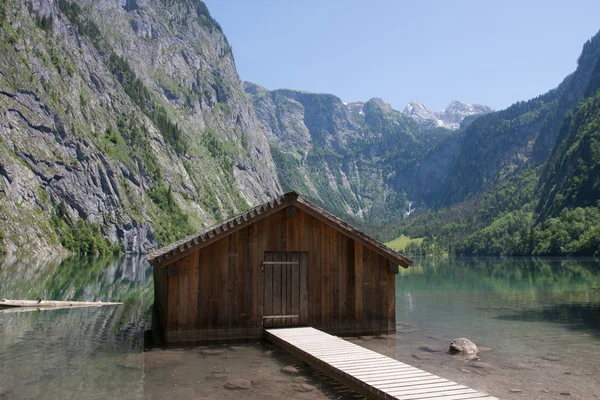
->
[146, 191, 412, 269]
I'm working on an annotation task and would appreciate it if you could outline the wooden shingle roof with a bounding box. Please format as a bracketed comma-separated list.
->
[146, 192, 413, 269]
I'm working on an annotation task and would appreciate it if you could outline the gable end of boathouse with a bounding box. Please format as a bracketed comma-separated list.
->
[146, 192, 412, 344]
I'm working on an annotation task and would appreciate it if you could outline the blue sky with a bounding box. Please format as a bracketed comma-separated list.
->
[204, 0, 600, 111]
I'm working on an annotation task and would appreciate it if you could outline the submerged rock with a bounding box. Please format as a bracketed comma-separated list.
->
[542, 355, 560, 362]
[225, 379, 252, 390]
[449, 338, 478, 354]
[282, 365, 300, 375]
[469, 361, 495, 371]
[293, 383, 316, 392]
[200, 349, 225, 356]
[419, 345, 443, 353]
[0, 387, 11, 397]
[412, 352, 433, 360]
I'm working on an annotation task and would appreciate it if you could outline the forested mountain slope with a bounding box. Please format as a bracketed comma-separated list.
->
[0, 0, 280, 256]
[396, 31, 600, 256]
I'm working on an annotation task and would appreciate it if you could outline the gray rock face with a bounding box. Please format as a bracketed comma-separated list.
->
[246, 85, 440, 224]
[0, 0, 281, 256]
[449, 338, 478, 354]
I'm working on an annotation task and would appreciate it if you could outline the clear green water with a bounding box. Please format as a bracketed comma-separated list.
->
[1, 256, 599, 399]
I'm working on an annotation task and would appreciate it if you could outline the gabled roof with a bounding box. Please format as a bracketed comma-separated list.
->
[146, 192, 413, 269]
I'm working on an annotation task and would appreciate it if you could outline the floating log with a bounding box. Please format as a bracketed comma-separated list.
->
[0, 299, 123, 308]
[0, 306, 95, 315]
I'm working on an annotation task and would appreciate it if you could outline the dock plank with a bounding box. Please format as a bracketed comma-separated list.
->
[265, 327, 498, 400]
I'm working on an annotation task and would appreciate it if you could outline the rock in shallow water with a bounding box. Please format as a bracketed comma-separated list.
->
[542, 355, 560, 361]
[225, 379, 252, 390]
[412, 352, 433, 360]
[419, 345, 443, 353]
[0, 387, 11, 397]
[200, 349, 225, 356]
[449, 338, 478, 354]
[293, 384, 316, 392]
[282, 365, 300, 375]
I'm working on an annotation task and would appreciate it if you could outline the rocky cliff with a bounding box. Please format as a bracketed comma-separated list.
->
[0, 0, 280, 256]
[245, 82, 446, 227]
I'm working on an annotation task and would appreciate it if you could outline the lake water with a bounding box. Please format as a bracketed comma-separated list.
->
[1, 256, 599, 399]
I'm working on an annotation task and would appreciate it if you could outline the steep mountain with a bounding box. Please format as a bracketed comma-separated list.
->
[0, 0, 280, 256]
[537, 58, 600, 219]
[404, 33, 600, 208]
[245, 82, 447, 226]
[402, 100, 492, 130]
[395, 31, 600, 256]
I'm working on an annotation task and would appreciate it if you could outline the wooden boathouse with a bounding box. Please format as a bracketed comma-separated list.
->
[147, 192, 412, 345]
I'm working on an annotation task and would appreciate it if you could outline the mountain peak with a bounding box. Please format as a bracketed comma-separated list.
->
[403, 100, 493, 130]
[402, 101, 442, 128]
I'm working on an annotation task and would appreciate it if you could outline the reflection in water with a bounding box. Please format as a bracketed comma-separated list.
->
[0, 255, 153, 399]
[381, 257, 600, 400]
[496, 303, 600, 336]
[1, 256, 600, 399]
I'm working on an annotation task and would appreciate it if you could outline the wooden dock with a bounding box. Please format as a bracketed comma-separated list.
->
[266, 327, 498, 400]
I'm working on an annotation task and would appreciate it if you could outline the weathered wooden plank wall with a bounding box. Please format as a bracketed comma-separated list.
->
[162, 207, 397, 344]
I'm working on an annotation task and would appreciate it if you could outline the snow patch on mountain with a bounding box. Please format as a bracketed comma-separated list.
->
[403, 100, 493, 130]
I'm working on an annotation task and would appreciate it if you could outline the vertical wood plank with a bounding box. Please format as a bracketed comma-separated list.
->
[321, 224, 331, 329]
[286, 208, 296, 251]
[339, 233, 348, 333]
[228, 230, 239, 334]
[280, 252, 287, 326]
[354, 242, 364, 332]
[368, 249, 377, 333]
[299, 252, 309, 325]
[198, 248, 209, 331]
[264, 251, 273, 327]
[346, 238, 355, 333]
[248, 225, 257, 331]
[177, 257, 189, 331]
[208, 243, 219, 332]
[188, 251, 199, 330]
[281, 211, 287, 252]
[257, 218, 268, 326]
[238, 227, 249, 338]
[310, 217, 322, 327]
[218, 237, 229, 333]
[387, 262, 396, 333]
[330, 230, 340, 334]
[377, 254, 384, 332]
[272, 252, 282, 327]
[167, 274, 178, 332]
[362, 247, 369, 332]
[291, 252, 300, 326]
[381, 256, 389, 333]
[295, 208, 304, 252]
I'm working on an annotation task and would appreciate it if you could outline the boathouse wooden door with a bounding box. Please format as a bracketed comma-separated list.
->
[263, 252, 308, 328]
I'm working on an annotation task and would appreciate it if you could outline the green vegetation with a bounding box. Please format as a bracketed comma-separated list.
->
[50, 203, 121, 255]
[0, 2, 5, 25]
[147, 185, 195, 244]
[34, 14, 53, 34]
[396, 90, 600, 257]
[537, 90, 600, 218]
[385, 235, 423, 252]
